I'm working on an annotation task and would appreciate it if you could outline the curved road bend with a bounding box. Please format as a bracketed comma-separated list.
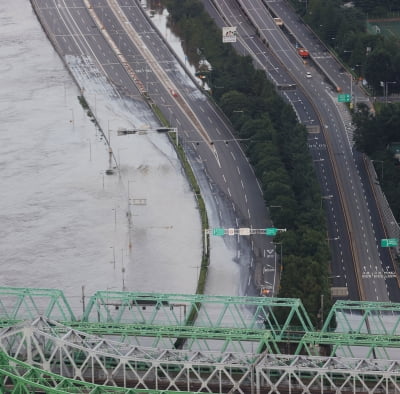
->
[32, 0, 277, 297]
[99, 0, 278, 297]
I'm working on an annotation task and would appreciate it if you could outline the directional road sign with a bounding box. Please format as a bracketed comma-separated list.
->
[265, 228, 278, 236]
[338, 94, 351, 103]
[212, 228, 225, 236]
[381, 238, 399, 247]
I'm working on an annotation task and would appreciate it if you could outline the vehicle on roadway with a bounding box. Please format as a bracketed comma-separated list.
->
[297, 47, 310, 58]
[306, 71, 312, 78]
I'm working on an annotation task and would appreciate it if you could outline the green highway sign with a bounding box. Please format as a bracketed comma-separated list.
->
[265, 228, 278, 236]
[212, 228, 225, 236]
[338, 94, 351, 103]
[381, 238, 399, 247]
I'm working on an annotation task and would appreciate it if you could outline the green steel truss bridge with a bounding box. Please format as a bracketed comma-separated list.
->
[1, 287, 400, 393]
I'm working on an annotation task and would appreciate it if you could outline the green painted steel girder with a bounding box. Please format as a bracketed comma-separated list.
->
[82, 290, 314, 338]
[0, 351, 204, 393]
[323, 299, 400, 335]
[296, 331, 400, 358]
[65, 321, 275, 354]
[68, 321, 271, 340]
[3, 287, 400, 357]
[0, 286, 75, 322]
[4, 318, 400, 393]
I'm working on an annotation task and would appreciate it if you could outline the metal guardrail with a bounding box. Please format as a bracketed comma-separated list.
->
[366, 157, 400, 257]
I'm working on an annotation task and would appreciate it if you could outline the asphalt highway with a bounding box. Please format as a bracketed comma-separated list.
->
[31, 0, 279, 297]
[214, 0, 400, 302]
[203, 0, 359, 300]
[31, 0, 400, 302]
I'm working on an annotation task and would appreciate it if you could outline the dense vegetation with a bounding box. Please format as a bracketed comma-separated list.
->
[353, 103, 400, 221]
[162, 0, 331, 324]
[289, 0, 400, 96]
[286, 0, 400, 236]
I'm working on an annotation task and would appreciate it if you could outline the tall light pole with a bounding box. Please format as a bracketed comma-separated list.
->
[268, 205, 282, 213]
[384, 81, 396, 103]
[110, 246, 116, 269]
[350, 73, 353, 108]
[327, 236, 340, 242]
[273, 242, 283, 271]
[343, 50, 354, 107]
[371, 159, 384, 182]
[320, 195, 333, 209]
[69, 108, 75, 126]
[320, 293, 324, 329]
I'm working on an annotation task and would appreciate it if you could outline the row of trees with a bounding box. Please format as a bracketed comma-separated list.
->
[352, 0, 400, 15]
[353, 103, 400, 222]
[163, 0, 331, 324]
[289, 0, 400, 96]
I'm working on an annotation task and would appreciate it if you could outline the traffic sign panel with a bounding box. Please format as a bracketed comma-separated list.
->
[338, 93, 351, 103]
[212, 228, 225, 236]
[381, 238, 399, 247]
[239, 227, 251, 236]
[265, 228, 278, 236]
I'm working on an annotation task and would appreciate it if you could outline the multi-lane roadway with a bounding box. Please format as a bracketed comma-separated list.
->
[204, 0, 400, 302]
[31, 0, 400, 302]
[202, 0, 359, 299]
[31, 0, 279, 297]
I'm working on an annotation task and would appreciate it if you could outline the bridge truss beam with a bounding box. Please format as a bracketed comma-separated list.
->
[0, 351, 201, 394]
[3, 288, 400, 360]
[2, 318, 400, 393]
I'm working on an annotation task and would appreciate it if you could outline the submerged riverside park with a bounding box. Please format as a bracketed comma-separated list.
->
[1, 0, 400, 391]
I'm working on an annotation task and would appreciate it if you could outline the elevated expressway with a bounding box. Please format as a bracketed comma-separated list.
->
[203, 0, 400, 303]
[31, 0, 278, 298]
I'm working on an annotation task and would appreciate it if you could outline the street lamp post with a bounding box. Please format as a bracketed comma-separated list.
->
[327, 236, 340, 241]
[343, 50, 355, 107]
[350, 73, 353, 107]
[121, 248, 126, 291]
[273, 242, 283, 271]
[320, 195, 333, 209]
[117, 148, 127, 168]
[269, 205, 282, 209]
[110, 246, 116, 269]
[320, 293, 324, 329]
[108, 119, 121, 145]
[371, 160, 384, 182]
[69, 108, 75, 126]
[128, 179, 135, 199]
[268, 205, 282, 222]
[383, 81, 397, 103]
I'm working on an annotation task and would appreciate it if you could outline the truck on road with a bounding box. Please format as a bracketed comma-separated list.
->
[297, 47, 310, 59]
